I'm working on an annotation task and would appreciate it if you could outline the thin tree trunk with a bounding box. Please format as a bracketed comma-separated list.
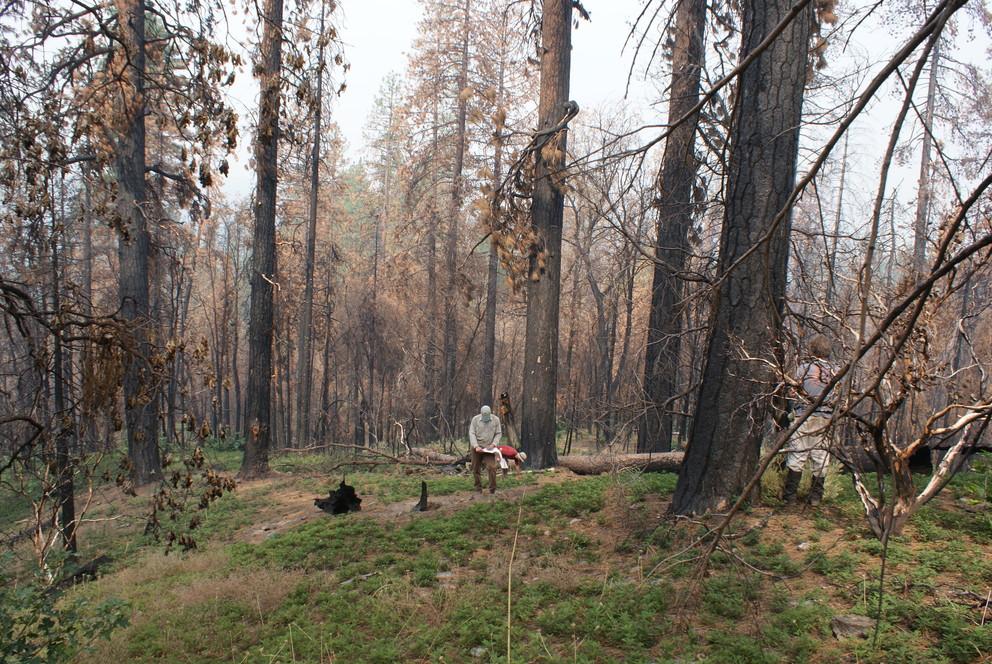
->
[520, 0, 573, 469]
[480, 60, 506, 408]
[886, 196, 897, 290]
[282, 327, 293, 447]
[52, 211, 76, 553]
[242, 0, 285, 477]
[912, 38, 940, 276]
[294, 1, 327, 450]
[580, 222, 611, 444]
[827, 133, 848, 304]
[638, 0, 706, 454]
[422, 47, 443, 442]
[604, 285, 619, 444]
[317, 261, 334, 441]
[613, 244, 638, 432]
[442, 0, 471, 433]
[80, 163, 98, 451]
[231, 222, 243, 435]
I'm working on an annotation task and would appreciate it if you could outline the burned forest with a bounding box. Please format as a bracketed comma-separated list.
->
[3, 0, 992, 661]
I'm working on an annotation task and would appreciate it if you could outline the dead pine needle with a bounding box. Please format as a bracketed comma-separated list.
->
[507, 504, 523, 663]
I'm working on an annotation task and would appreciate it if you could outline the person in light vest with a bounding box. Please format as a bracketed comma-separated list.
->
[469, 405, 502, 493]
[783, 334, 837, 506]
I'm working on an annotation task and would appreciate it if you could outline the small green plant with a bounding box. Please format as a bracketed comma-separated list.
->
[0, 561, 129, 663]
[702, 573, 760, 620]
[706, 631, 779, 664]
[744, 540, 801, 575]
[808, 549, 859, 584]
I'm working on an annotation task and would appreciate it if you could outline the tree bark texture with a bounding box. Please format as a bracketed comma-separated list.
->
[116, 0, 161, 484]
[242, 0, 285, 477]
[638, 0, 706, 454]
[52, 228, 77, 553]
[670, 0, 810, 515]
[520, 0, 573, 469]
[296, 2, 328, 450]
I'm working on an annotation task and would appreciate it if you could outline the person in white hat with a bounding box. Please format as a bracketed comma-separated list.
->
[497, 445, 527, 475]
[469, 405, 502, 493]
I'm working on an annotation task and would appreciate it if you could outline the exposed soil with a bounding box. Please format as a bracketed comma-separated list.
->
[237, 468, 577, 544]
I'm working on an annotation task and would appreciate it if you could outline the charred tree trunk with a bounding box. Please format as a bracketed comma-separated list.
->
[281, 326, 293, 447]
[317, 261, 335, 441]
[79, 163, 98, 451]
[638, 0, 705, 454]
[52, 220, 76, 553]
[670, 0, 810, 515]
[612, 241, 639, 447]
[294, 1, 327, 450]
[242, 0, 285, 477]
[520, 0, 573, 469]
[231, 219, 244, 436]
[116, 0, 161, 484]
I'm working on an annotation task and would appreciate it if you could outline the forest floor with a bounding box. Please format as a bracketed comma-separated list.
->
[4, 446, 992, 663]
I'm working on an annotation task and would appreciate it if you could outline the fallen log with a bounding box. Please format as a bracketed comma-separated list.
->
[407, 447, 464, 465]
[556, 452, 684, 475]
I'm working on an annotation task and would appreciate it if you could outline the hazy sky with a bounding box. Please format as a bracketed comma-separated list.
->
[221, 0, 658, 199]
[331, 0, 662, 152]
[218, 0, 987, 238]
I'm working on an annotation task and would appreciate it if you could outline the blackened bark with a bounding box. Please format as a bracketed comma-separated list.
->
[242, 0, 284, 477]
[117, 0, 161, 484]
[52, 226, 76, 553]
[232, 289, 242, 434]
[670, 0, 810, 515]
[317, 261, 334, 441]
[80, 163, 98, 450]
[278, 327, 292, 448]
[231, 222, 243, 435]
[519, 0, 572, 469]
[295, 2, 327, 449]
[638, 0, 706, 454]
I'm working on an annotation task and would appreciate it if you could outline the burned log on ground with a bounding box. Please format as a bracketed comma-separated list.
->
[404, 447, 683, 476]
[53, 555, 114, 590]
[407, 447, 463, 465]
[556, 452, 684, 475]
[315, 480, 362, 515]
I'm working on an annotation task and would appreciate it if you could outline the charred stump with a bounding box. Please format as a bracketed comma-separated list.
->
[315, 479, 362, 515]
[416, 480, 429, 512]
